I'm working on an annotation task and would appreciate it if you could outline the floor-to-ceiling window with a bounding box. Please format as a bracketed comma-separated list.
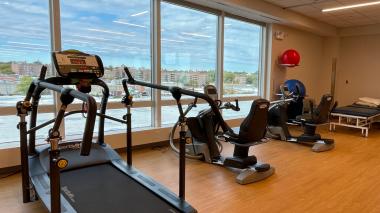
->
[0, 0, 266, 150]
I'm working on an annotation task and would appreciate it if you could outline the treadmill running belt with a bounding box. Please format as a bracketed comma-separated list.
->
[60, 163, 180, 213]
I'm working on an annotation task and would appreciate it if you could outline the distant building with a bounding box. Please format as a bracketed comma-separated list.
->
[5, 62, 251, 98]
[161, 70, 209, 87]
[235, 75, 247, 84]
[0, 76, 17, 95]
[11, 62, 50, 76]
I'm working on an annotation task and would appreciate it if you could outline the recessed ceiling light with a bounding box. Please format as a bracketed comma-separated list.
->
[322, 1, 380, 12]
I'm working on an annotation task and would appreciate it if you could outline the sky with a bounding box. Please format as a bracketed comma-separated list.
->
[0, 0, 262, 73]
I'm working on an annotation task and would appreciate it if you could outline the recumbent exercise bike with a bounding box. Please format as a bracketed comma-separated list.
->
[266, 85, 335, 152]
[168, 85, 275, 184]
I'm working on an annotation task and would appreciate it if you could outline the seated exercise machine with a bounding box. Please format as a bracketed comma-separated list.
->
[127, 72, 275, 185]
[267, 85, 335, 152]
[17, 50, 196, 213]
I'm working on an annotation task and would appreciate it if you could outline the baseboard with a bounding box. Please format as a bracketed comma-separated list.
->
[0, 165, 21, 177]
[114, 140, 170, 153]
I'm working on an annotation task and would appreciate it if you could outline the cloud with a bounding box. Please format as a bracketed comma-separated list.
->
[0, 0, 262, 72]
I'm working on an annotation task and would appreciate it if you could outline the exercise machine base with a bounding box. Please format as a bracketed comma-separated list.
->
[187, 142, 274, 184]
[236, 166, 275, 185]
[267, 126, 334, 152]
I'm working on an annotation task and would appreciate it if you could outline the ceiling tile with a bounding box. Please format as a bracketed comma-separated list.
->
[263, 0, 380, 27]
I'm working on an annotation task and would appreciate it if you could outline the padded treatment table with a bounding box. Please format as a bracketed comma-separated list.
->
[329, 104, 380, 137]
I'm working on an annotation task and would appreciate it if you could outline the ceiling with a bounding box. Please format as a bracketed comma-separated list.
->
[264, 0, 380, 27]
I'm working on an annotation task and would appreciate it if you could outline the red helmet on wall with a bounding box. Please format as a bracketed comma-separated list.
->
[280, 49, 300, 67]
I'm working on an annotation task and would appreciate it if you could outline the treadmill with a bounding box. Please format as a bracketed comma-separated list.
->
[17, 50, 197, 213]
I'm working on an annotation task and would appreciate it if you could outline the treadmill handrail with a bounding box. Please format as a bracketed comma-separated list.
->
[122, 67, 232, 133]
[26, 76, 110, 147]
[26, 79, 97, 156]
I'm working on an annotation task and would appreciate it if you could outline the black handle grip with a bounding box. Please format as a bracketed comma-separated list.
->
[235, 99, 240, 111]
[68, 89, 96, 156]
[39, 66, 47, 80]
[193, 97, 198, 106]
[124, 67, 135, 83]
[121, 79, 133, 106]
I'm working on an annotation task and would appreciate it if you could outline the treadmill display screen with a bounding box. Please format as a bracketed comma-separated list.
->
[204, 85, 218, 101]
[53, 51, 104, 78]
[70, 58, 86, 65]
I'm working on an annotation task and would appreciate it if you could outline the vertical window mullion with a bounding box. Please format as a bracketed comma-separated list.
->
[263, 24, 271, 100]
[151, 0, 162, 127]
[49, 0, 64, 138]
[217, 12, 224, 100]
[258, 26, 264, 98]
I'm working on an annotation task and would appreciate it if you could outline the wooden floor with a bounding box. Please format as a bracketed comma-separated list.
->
[2, 125, 380, 213]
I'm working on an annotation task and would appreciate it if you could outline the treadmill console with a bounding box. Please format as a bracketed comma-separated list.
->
[52, 50, 104, 79]
[204, 85, 218, 101]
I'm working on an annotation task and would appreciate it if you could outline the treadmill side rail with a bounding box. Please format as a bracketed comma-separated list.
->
[29, 157, 77, 213]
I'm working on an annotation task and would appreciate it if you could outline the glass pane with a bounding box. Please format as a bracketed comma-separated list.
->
[161, 2, 217, 100]
[161, 103, 210, 126]
[223, 101, 252, 119]
[160, 2, 217, 125]
[64, 107, 152, 137]
[0, 0, 53, 106]
[60, 0, 151, 102]
[224, 18, 261, 97]
[60, 0, 153, 132]
[0, 113, 55, 148]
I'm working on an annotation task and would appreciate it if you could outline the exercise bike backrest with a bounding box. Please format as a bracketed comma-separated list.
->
[239, 99, 270, 143]
[309, 94, 333, 124]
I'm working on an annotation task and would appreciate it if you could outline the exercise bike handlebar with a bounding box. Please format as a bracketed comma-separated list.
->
[270, 98, 294, 105]
[123, 67, 232, 133]
[222, 99, 240, 111]
[27, 80, 97, 156]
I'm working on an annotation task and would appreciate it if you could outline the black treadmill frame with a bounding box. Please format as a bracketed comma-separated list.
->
[17, 65, 196, 213]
